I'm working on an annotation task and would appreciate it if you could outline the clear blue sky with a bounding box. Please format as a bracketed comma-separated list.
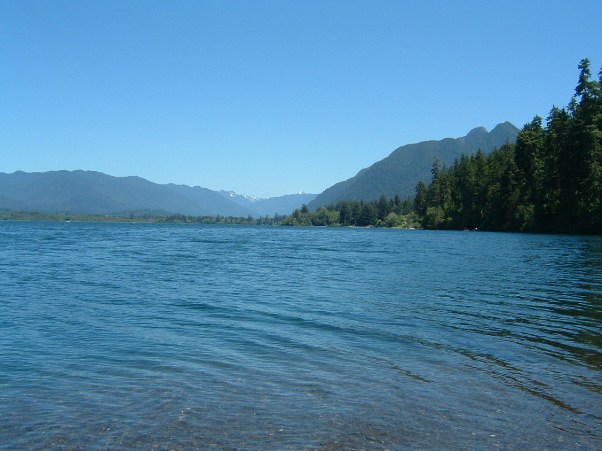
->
[2, 0, 601, 197]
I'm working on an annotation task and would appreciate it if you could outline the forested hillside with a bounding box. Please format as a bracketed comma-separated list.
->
[0, 171, 251, 217]
[415, 59, 601, 234]
[309, 122, 518, 209]
[0, 171, 313, 218]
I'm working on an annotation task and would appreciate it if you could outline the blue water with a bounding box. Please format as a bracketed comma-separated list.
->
[0, 222, 601, 449]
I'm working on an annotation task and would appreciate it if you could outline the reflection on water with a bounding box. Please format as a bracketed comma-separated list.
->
[0, 223, 601, 449]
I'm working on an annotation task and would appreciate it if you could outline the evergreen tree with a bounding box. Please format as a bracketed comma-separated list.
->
[351, 202, 362, 225]
[570, 58, 602, 232]
[378, 194, 389, 221]
[339, 201, 352, 225]
[544, 106, 571, 231]
[357, 204, 378, 226]
[393, 194, 403, 214]
[414, 181, 428, 216]
[413, 58, 601, 234]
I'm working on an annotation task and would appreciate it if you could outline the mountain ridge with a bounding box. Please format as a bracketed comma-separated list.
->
[309, 122, 519, 208]
[0, 170, 314, 217]
[1, 122, 518, 217]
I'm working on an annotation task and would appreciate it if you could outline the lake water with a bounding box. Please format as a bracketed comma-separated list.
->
[0, 222, 600, 450]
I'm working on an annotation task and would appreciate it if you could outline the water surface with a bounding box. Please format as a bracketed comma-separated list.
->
[1, 222, 600, 449]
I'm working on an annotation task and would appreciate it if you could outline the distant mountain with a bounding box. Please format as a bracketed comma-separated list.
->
[165, 183, 250, 217]
[309, 122, 519, 208]
[0, 170, 315, 218]
[220, 191, 317, 216]
[0, 123, 518, 217]
[0, 170, 250, 217]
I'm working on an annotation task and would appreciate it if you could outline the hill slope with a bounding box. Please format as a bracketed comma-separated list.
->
[310, 122, 519, 208]
[0, 170, 251, 217]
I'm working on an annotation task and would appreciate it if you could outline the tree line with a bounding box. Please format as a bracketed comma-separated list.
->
[283, 195, 419, 227]
[0, 210, 288, 225]
[413, 58, 601, 234]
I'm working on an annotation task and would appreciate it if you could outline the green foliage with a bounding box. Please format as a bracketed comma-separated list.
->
[358, 203, 378, 226]
[414, 181, 428, 216]
[414, 58, 602, 234]
[282, 195, 420, 228]
[423, 206, 446, 229]
[384, 212, 402, 227]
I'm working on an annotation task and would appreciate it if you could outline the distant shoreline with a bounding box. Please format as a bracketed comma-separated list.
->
[0, 211, 268, 225]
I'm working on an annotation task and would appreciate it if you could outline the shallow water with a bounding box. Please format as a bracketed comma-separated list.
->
[1, 222, 600, 449]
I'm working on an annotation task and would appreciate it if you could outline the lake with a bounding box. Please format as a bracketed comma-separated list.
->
[0, 222, 600, 449]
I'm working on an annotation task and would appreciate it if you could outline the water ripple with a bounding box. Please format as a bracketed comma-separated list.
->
[0, 223, 601, 449]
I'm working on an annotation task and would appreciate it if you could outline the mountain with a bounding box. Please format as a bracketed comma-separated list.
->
[309, 122, 519, 208]
[165, 184, 250, 216]
[0, 170, 315, 217]
[220, 191, 317, 216]
[0, 123, 518, 217]
[0, 170, 251, 217]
